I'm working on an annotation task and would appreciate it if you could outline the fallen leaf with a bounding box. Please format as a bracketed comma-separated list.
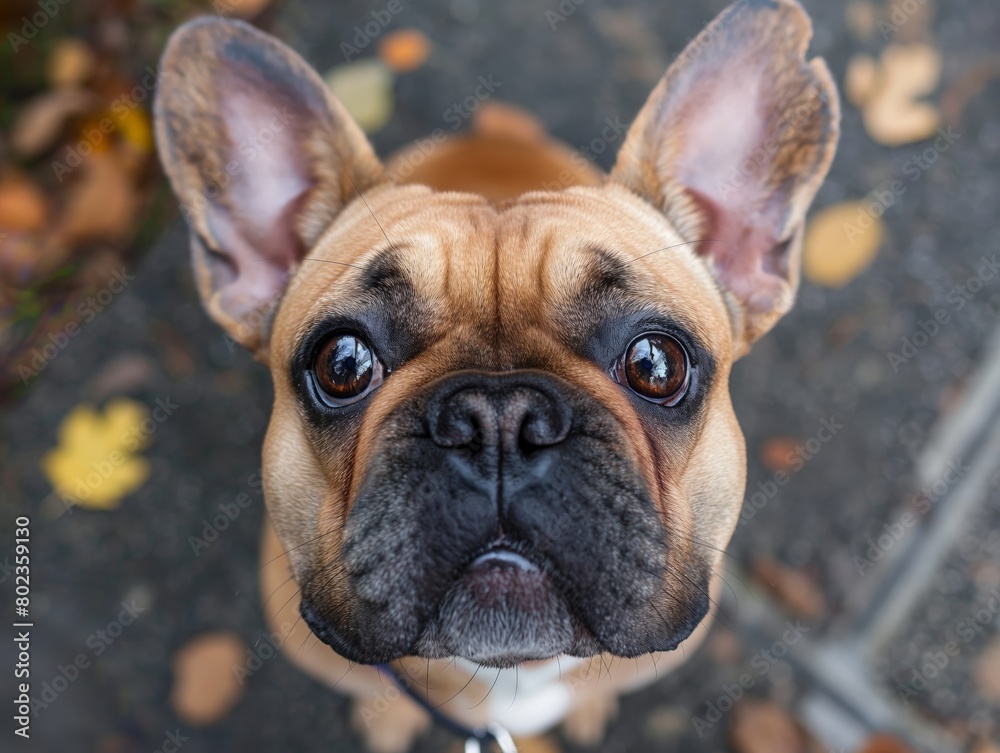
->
[730, 700, 805, 753]
[48, 38, 95, 88]
[803, 201, 884, 288]
[325, 60, 395, 133]
[378, 29, 432, 72]
[941, 56, 1000, 126]
[171, 632, 247, 726]
[862, 43, 942, 146]
[705, 626, 743, 664]
[9, 88, 96, 159]
[41, 398, 152, 509]
[857, 734, 918, 753]
[0, 173, 48, 231]
[752, 554, 827, 620]
[109, 105, 154, 154]
[971, 741, 1000, 753]
[973, 636, 1000, 703]
[846, 53, 879, 107]
[52, 149, 140, 247]
[759, 437, 803, 474]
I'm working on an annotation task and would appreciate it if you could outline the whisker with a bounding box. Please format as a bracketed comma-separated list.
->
[344, 169, 391, 246]
[433, 664, 480, 710]
[469, 668, 503, 710]
[625, 239, 721, 265]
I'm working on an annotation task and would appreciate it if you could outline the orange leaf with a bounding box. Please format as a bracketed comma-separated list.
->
[170, 632, 247, 726]
[378, 29, 432, 72]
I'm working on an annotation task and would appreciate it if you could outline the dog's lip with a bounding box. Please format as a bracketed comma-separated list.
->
[469, 548, 539, 572]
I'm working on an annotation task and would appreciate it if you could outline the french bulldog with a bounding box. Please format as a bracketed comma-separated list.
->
[154, 0, 838, 749]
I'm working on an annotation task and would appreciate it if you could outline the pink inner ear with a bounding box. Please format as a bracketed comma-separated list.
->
[200, 88, 313, 318]
[668, 69, 790, 313]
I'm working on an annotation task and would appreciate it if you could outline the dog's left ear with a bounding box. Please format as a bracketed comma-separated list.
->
[155, 18, 383, 360]
[611, 0, 839, 354]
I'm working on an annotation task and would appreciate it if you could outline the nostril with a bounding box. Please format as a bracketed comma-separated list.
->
[431, 392, 496, 450]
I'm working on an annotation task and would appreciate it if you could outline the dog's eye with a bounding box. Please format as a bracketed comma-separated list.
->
[616, 333, 690, 405]
[313, 333, 384, 405]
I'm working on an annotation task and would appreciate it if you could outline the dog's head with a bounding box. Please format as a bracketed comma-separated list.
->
[156, 0, 838, 666]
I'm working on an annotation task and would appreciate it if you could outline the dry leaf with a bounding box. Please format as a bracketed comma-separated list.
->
[752, 554, 826, 620]
[857, 734, 918, 753]
[9, 88, 96, 158]
[973, 636, 1000, 703]
[971, 742, 1000, 753]
[325, 60, 395, 134]
[0, 174, 48, 231]
[52, 149, 139, 247]
[862, 43, 942, 146]
[730, 700, 805, 753]
[846, 53, 879, 107]
[110, 105, 154, 153]
[378, 29, 432, 72]
[41, 399, 152, 509]
[48, 38, 95, 88]
[941, 56, 1000, 126]
[803, 201, 884, 288]
[759, 437, 803, 474]
[171, 632, 247, 726]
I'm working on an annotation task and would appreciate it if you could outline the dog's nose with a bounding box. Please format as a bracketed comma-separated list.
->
[427, 372, 572, 455]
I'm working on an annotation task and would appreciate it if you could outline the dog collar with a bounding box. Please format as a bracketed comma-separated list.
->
[375, 664, 518, 753]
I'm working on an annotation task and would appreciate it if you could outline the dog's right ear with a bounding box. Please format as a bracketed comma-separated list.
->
[155, 18, 383, 361]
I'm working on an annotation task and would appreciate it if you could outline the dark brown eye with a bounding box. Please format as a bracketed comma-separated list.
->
[314, 333, 383, 404]
[618, 333, 690, 405]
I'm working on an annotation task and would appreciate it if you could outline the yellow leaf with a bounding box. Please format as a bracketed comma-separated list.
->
[324, 60, 395, 134]
[109, 105, 154, 152]
[41, 398, 153, 510]
[803, 201, 885, 288]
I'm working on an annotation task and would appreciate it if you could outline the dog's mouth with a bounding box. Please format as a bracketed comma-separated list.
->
[411, 540, 585, 667]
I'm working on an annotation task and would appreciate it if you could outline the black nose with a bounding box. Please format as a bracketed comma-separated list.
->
[426, 372, 572, 456]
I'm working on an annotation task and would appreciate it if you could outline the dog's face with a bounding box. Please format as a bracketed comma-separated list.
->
[156, 0, 837, 667]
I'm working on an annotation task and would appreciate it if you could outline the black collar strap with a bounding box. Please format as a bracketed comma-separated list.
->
[375, 664, 518, 752]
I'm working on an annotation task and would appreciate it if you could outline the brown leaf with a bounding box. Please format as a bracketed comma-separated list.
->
[846, 53, 879, 107]
[857, 734, 918, 753]
[48, 38, 95, 88]
[9, 88, 96, 159]
[759, 437, 803, 474]
[941, 56, 1000, 126]
[973, 636, 1000, 703]
[803, 201, 884, 288]
[730, 700, 805, 753]
[52, 149, 139, 247]
[752, 554, 827, 620]
[170, 632, 246, 726]
[0, 173, 48, 231]
[378, 29, 433, 73]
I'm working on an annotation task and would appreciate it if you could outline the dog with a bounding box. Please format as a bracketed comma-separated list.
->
[154, 0, 838, 749]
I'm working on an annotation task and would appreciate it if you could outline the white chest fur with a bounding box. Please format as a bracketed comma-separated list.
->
[453, 656, 587, 736]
